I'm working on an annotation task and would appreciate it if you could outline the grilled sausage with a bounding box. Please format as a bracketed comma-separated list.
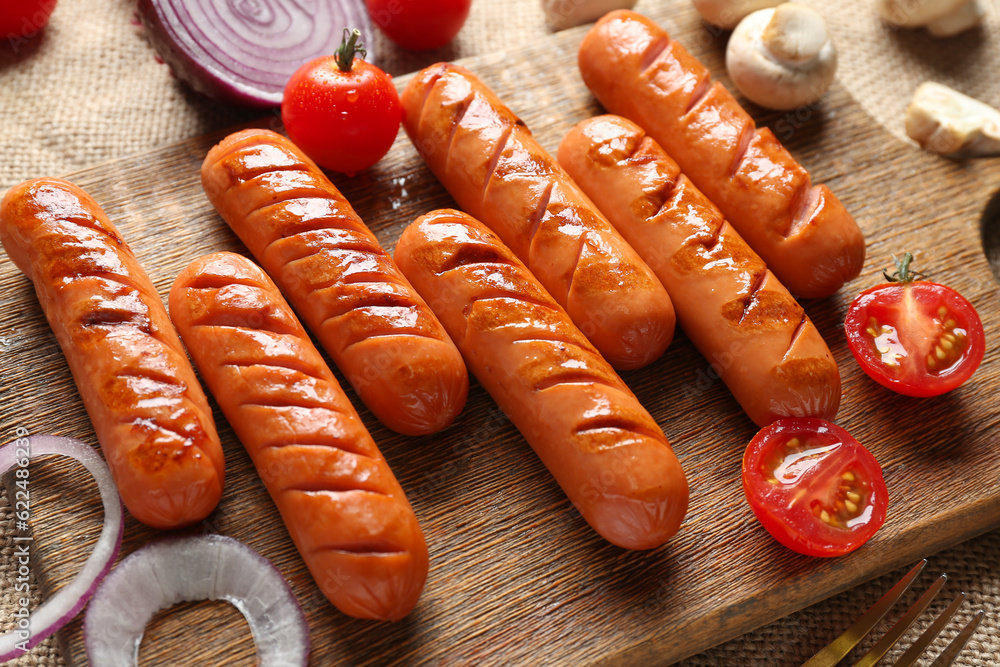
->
[394, 209, 688, 550]
[577, 10, 865, 299]
[558, 115, 841, 425]
[0, 178, 224, 529]
[400, 63, 675, 370]
[169, 251, 428, 621]
[201, 129, 468, 436]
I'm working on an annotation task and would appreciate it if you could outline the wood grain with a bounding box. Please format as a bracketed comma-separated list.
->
[3, 5, 1000, 666]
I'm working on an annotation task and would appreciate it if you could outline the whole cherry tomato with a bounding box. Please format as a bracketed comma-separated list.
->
[366, 0, 472, 51]
[844, 253, 985, 397]
[742, 418, 888, 558]
[0, 0, 57, 39]
[281, 29, 401, 175]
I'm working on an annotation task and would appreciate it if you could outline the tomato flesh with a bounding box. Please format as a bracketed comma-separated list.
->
[844, 281, 984, 397]
[742, 418, 887, 557]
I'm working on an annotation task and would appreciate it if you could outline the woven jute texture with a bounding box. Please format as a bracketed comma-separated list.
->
[2, 0, 999, 665]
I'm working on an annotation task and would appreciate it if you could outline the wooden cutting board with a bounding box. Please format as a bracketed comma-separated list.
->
[4, 5, 1000, 666]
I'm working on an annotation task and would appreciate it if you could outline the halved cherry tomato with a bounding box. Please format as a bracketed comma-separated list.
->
[281, 29, 401, 175]
[742, 418, 887, 557]
[844, 254, 985, 397]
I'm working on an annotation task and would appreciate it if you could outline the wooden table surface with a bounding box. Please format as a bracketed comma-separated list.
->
[3, 5, 1000, 666]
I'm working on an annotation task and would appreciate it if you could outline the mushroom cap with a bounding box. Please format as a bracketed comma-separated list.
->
[876, 0, 968, 27]
[691, 0, 782, 30]
[726, 4, 837, 110]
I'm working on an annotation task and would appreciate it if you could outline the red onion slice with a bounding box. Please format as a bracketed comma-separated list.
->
[0, 435, 124, 661]
[138, 0, 373, 107]
[84, 534, 310, 666]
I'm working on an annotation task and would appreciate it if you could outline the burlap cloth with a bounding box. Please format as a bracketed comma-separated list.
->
[2, 0, 999, 665]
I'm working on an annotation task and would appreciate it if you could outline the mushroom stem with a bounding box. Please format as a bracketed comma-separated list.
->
[762, 3, 829, 63]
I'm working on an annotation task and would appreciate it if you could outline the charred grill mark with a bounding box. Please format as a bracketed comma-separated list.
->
[729, 124, 756, 179]
[575, 415, 665, 443]
[482, 124, 515, 200]
[308, 540, 405, 557]
[240, 398, 332, 411]
[782, 313, 808, 363]
[786, 182, 820, 239]
[684, 77, 714, 117]
[640, 36, 670, 74]
[183, 273, 264, 291]
[280, 481, 390, 497]
[193, 320, 300, 338]
[435, 242, 518, 275]
[257, 431, 374, 460]
[54, 213, 125, 247]
[79, 307, 150, 330]
[534, 371, 622, 393]
[565, 233, 590, 301]
[466, 290, 559, 315]
[526, 181, 554, 250]
[223, 360, 328, 384]
[417, 66, 448, 121]
[448, 96, 475, 167]
[739, 269, 769, 325]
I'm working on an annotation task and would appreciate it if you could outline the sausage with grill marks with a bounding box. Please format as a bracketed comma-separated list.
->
[169, 251, 428, 621]
[201, 128, 468, 436]
[394, 209, 688, 550]
[0, 177, 224, 529]
[400, 63, 675, 371]
[558, 115, 840, 426]
[577, 10, 865, 299]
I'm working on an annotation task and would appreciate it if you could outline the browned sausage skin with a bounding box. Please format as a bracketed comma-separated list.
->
[0, 178, 224, 529]
[201, 129, 468, 436]
[578, 10, 865, 299]
[169, 252, 427, 621]
[394, 209, 688, 550]
[400, 63, 676, 371]
[559, 115, 841, 425]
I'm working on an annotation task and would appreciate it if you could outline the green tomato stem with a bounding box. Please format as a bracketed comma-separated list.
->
[334, 28, 367, 73]
[882, 252, 927, 283]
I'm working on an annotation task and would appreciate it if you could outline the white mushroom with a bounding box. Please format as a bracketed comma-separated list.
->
[926, 0, 985, 37]
[541, 0, 637, 31]
[725, 4, 837, 110]
[692, 0, 783, 30]
[905, 82, 1000, 158]
[876, 0, 984, 37]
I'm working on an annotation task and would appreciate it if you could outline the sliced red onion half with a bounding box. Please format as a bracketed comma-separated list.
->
[84, 534, 309, 666]
[138, 0, 373, 107]
[0, 435, 124, 661]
